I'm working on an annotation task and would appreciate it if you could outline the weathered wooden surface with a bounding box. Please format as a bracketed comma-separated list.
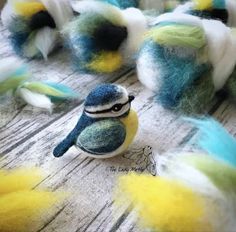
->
[1, 19, 236, 232]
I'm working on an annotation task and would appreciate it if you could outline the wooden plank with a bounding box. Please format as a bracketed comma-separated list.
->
[1, 17, 236, 232]
[1, 72, 236, 232]
[0, 73, 198, 232]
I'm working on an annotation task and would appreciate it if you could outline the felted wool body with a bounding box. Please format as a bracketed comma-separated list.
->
[53, 84, 138, 158]
[115, 118, 236, 232]
[1, 0, 73, 59]
[64, 1, 148, 74]
[137, 13, 236, 114]
[175, 0, 236, 26]
[0, 58, 78, 111]
[0, 168, 63, 232]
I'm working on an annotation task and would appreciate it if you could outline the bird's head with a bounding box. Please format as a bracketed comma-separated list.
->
[84, 84, 135, 118]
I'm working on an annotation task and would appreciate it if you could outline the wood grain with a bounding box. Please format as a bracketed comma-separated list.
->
[1, 18, 236, 232]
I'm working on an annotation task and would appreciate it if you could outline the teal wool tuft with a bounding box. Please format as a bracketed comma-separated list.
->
[0, 58, 78, 111]
[189, 118, 236, 167]
[99, 0, 139, 8]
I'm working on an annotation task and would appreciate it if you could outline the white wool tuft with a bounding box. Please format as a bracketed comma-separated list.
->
[120, 8, 148, 65]
[174, 2, 194, 13]
[152, 12, 203, 27]
[202, 19, 236, 90]
[40, 0, 73, 29]
[35, 27, 58, 60]
[0, 3, 14, 27]
[18, 88, 53, 111]
[226, 0, 236, 26]
[70, 0, 113, 14]
[157, 153, 236, 232]
[0, 57, 24, 82]
[137, 50, 161, 92]
[159, 155, 223, 197]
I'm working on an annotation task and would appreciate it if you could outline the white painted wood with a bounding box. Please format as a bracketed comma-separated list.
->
[1, 19, 236, 232]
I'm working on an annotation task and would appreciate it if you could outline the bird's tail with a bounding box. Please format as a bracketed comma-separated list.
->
[53, 133, 75, 157]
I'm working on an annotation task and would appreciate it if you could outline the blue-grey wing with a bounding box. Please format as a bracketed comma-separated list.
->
[76, 119, 126, 154]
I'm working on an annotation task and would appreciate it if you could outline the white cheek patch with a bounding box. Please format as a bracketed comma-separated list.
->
[85, 103, 131, 119]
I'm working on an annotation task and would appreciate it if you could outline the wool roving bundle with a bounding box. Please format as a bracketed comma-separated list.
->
[0, 168, 64, 232]
[115, 118, 236, 232]
[175, 0, 236, 26]
[0, 58, 78, 111]
[1, 0, 73, 59]
[53, 84, 138, 158]
[63, 0, 149, 74]
[137, 13, 236, 114]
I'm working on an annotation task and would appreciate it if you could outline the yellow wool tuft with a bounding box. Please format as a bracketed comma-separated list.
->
[120, 109, 138, 151]
[0, 168, 66, 232]
[0, 168, 43, 195]
[193, 0, 213, 10]
[0, 190, 62, 232]
[87, 52, 123, 73]
[146, 25, 206, 49]
[14, 2, 46, 17]
[117, 174, 213, 232]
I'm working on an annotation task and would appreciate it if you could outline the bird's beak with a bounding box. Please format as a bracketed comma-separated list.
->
[128, 95, 135, 103]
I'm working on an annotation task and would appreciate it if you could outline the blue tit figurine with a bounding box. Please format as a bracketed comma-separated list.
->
[53, 84, 138, 158]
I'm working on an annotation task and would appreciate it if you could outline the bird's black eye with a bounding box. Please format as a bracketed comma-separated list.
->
[112, 104, 123, 112]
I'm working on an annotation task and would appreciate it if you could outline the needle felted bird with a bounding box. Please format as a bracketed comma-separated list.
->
[53, 84, 138, 158]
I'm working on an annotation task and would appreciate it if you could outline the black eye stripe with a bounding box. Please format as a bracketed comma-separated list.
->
[85, 100, 129, 115]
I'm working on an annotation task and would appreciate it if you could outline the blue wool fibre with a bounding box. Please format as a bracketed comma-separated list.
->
[44, 82, 79, 101]
[53, 113, 97, 157]
[140, 41, 210, 108]
[85, 84, 122, 107]
[189, 118, 236, 167]
[9, 17, 30, 57]
[100, 0, 139, 8]
[64, 13, 111, 73]
[77, 118, 126, 154]
[213, 0, 226, 9]
[53, 113, 126, 157]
